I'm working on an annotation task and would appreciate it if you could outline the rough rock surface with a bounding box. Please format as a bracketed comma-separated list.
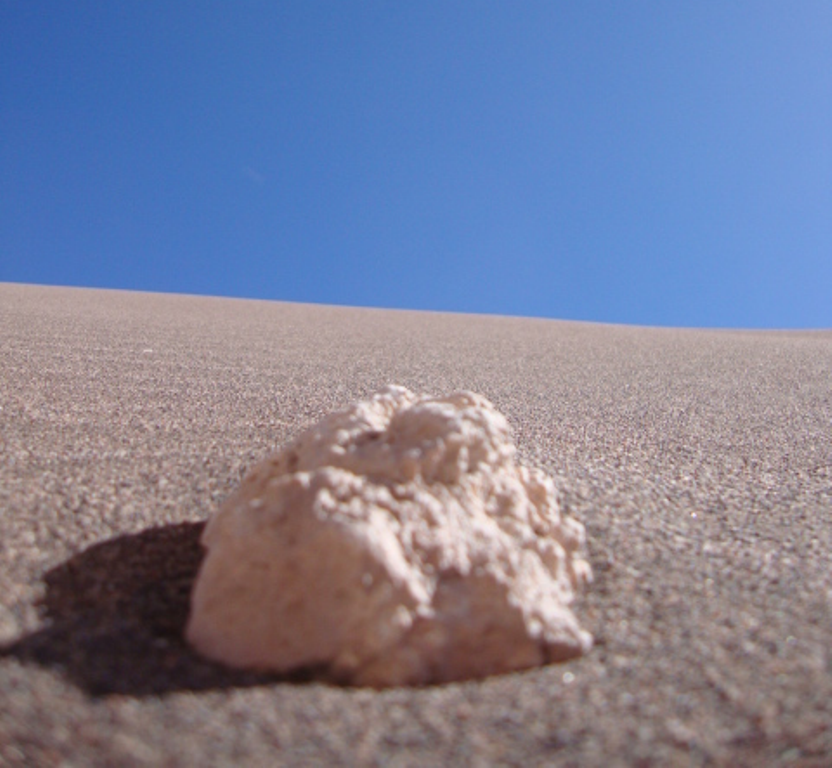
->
[186, 385, 592, 687]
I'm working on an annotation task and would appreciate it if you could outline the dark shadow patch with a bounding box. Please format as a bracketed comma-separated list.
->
[1, 521, 326, 696]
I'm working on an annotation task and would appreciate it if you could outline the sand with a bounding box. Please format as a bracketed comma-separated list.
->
[1, 282, 830, 766]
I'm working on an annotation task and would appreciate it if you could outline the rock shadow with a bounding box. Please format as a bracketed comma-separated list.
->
[1, 521, 323, 696]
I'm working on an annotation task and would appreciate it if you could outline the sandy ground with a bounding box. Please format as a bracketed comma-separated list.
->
[1, 282, 830, 766]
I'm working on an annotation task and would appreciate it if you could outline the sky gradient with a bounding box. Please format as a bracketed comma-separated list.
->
[2, 2, 830, 328]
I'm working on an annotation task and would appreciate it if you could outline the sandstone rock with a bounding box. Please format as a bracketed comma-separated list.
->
[186, 385, 592, 687]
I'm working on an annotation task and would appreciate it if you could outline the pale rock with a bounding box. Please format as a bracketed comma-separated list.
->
[186, 385, 592, 686]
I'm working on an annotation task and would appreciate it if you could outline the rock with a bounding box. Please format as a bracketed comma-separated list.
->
[186, 385, 592, 687]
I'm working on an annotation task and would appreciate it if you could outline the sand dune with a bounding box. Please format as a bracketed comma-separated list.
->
[1, 282, 830, 765]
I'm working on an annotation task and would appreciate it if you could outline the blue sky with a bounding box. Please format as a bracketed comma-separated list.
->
[2, 2, 830, 328]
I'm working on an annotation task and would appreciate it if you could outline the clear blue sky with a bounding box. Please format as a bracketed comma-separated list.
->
[2, 2, 830, 328]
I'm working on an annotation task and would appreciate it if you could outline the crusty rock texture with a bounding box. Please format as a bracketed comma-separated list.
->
[186, 385, 592, 687]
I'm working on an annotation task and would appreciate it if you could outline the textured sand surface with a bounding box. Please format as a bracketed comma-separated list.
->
[1, 282, 830, 766]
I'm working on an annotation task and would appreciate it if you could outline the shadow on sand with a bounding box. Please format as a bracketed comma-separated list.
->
[1, 521, 324, 696]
